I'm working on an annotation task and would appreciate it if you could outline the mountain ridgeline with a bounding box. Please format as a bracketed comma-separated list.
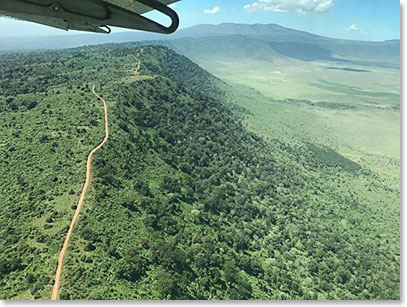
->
[0, 23, 400, 65]
[0, 45, 399, 299]
[173, 23, 400, 64]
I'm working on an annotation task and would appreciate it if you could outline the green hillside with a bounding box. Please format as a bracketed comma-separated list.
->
[0, 45, 399, 300]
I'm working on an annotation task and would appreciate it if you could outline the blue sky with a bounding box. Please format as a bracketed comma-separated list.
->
[0, 0, 400, 41]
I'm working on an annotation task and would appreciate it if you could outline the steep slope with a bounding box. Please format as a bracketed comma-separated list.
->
[0, 45, 399, 300]
[162, 35, 285, 62]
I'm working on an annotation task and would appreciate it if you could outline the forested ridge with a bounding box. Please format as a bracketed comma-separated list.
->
[0, 45, 399, 300]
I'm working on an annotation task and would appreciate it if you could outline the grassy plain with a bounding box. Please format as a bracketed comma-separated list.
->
[200, 57, 400, 187]
[201, 58, 399, 104]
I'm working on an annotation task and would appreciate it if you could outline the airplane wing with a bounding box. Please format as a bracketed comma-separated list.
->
[108, 0, 177, 15]
[0, 0, 179, 34]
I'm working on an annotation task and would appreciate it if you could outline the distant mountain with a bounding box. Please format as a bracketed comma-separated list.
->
[0, 23, 400, 64]
[172, 23, 400, 63]
[175, 23, 330, 43]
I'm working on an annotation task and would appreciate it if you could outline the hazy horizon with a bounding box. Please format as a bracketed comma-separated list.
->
[0, 0, 400, 42]
[0, 21, 400, 44]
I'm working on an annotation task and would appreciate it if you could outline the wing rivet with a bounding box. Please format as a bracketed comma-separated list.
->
[53, 4, 61, 12]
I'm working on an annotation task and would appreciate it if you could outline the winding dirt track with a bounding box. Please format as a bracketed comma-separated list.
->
[134, 49, 143, 75]
[134, 59, 141, 75]
[51, 85, 109, 300]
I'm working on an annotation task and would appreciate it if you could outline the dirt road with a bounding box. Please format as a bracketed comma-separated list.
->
[135, 59, 141, 75]
[51, 85, 109, 300]
[134, 49, 143, 75]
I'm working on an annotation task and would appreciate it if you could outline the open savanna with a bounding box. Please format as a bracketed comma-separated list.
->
[200, 58, 399, 104]
[201, 57, 399, 183]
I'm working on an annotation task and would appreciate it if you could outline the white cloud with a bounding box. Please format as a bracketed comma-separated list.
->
[244, 0, 334, 15]
[169, 3, 176, 9]
[347, 24, 358, 31]
[204, 6, 220, 14]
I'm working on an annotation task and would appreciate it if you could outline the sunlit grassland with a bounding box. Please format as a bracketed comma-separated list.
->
[201, 58, 399, 106]
[203, 57, 399, 178]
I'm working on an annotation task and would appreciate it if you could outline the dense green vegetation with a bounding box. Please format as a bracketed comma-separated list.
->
[305, 143, 361, 174]
[0, 44, 399, 300]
